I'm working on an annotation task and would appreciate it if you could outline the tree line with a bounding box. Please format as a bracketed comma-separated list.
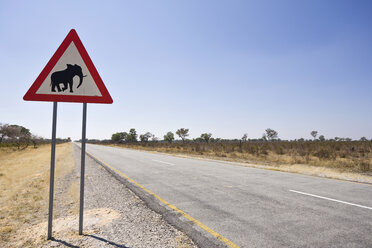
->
[110, 128, 370, 144]
[0, 123, 71, 149]
[111, 128, 214, 143]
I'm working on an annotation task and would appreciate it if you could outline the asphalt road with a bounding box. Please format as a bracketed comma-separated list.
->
[83, 144, 372, 248]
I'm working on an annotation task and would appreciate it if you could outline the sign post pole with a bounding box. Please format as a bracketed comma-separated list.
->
[47, 102, 58, 240]
[79, 103, 87, 235]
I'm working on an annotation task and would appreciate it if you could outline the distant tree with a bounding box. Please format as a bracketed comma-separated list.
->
[265, 128, 278, 141]
[5, 125, 31, 149]
[151, 134, 159, 142]
[139, 132, 152, 142]
[200, 133, 212, 143]
[241, 133, 248, 142]
[121, 132, 128, 141]
[2, 124, 28, 139]
[310, 131, 318, 140]
[360, 137, 368, 141]
[127, 128, 137, 142]
[0, 123, 8, 143]
[31, 134, 43, 148]
[20, 126, 30, 136]
[163, 132, 174, 143]
[261, 133, 267, 141]
[111, 132, 127, 143]
[176, 128, 189, 142]
[210, 137, 221, 143]
[318, 135, 325, 141]
[345, 138, 352, 142]
[111, 133, 121, 143]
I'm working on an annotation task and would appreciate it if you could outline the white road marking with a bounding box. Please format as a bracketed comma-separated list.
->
[151, 159, 175, 166]
[290, 190, 372, 210]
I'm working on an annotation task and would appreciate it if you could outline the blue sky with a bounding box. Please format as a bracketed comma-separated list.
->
[1, 0, 372, 140]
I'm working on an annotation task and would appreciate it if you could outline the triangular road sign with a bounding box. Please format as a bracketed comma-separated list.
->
[24, 29, 113, 103]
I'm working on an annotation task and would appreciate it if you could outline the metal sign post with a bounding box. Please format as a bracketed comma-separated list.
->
[47, 102, 58, 240]
[79, 103, 87, 235]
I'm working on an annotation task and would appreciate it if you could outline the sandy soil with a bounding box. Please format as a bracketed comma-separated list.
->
[0, 143, 74, 247]
[1, 143, 196, 248]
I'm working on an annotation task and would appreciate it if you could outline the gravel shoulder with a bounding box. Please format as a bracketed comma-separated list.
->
[16, 144, 197, 248]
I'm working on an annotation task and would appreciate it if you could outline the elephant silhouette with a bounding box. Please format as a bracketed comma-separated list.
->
[50, 64, 87, 93]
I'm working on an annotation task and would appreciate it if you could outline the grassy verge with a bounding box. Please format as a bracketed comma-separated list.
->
[107, 142, 372, 183]
[0, 143, 74, 247]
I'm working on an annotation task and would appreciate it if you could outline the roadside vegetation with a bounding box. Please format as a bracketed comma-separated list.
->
[0, 122, 73, 246]
[0, 143, 74, 247]
[87, 128, 372, 174]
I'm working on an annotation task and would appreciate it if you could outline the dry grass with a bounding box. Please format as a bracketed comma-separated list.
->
[68, 181, 80, 215]
[0, 143, 74, 247]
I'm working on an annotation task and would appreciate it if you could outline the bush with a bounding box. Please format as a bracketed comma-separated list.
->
[314, 149, 331, 159]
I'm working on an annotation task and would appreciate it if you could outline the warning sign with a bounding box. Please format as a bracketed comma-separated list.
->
[24, 29, 113, 103]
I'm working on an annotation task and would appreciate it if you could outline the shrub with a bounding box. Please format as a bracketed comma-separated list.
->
[314, 149, 331, 159]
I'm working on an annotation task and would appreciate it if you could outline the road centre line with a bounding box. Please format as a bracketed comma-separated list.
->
[290, 190, 372, 210]
[86, 151, 240, 248]
[151, 159, 175, 166]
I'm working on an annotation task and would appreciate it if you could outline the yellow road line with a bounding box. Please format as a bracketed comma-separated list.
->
[86, 151, 240, 248]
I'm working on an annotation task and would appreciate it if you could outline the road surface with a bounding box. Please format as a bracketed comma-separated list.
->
[83, 144, 372, 248]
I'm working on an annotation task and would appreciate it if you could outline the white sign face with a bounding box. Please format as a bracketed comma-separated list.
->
[35, 42, 102, 97]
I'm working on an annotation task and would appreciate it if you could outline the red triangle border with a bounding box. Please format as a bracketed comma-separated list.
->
[23, 29, 113, 104]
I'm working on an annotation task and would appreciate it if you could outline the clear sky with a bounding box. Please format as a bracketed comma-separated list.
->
[1, 0, 372, 141]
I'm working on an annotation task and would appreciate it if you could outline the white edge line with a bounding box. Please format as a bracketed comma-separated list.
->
[151, 159, 175, 166]
[290, 190, 372, 210]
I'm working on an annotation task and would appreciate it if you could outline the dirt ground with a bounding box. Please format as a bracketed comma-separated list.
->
[0, 143, 196, 248]
[0, 143, 74, 247]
